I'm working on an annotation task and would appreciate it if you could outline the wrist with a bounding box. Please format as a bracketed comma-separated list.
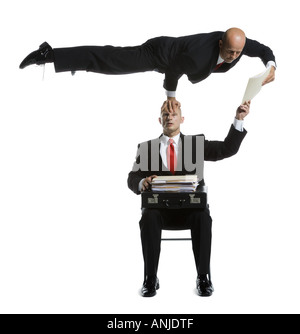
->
[233, 117, 244, 132]
[166, 90, 176, 98]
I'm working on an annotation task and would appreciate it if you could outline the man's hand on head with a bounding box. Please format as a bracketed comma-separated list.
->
[236, 100, 251, 120]
[166, 96, 181, 113]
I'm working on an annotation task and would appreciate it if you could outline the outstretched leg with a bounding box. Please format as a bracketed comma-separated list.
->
[54, 43, 156, 74]
[20, 41, 156, 75]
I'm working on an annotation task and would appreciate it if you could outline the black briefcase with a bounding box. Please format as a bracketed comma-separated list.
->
[141, 186, 208, 209]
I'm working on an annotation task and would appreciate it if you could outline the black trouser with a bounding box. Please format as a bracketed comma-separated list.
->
[52, 37, 175, 75]
[53, 45, 154, 74]
[139, 207, 212, 279]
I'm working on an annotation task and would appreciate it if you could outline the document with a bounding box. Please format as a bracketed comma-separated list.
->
[241, 66, 272, 104]
[152, 175, 198, 183]
[151, 175, 199, 192]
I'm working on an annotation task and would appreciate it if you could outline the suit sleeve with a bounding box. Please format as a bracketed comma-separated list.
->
[163, 70, 183, 91]
[127, 144, 149, 195]
[163, 53, 196, 91]
[204, 125, 247, 161]
[243, 37, 276, 66]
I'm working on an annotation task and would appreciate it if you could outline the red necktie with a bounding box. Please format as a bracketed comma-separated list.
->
[167, 139, 177, 174]
[214, 61, 224, 71]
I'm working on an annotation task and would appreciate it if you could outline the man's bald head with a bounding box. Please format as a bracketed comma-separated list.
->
[219, 28, 246, 63]
[223, 28, 246, 45]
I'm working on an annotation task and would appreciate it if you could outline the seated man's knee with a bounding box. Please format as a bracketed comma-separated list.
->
[140, 209, 162, 229]
[141, 208, 162, 219]
[190, 208, 212, 226]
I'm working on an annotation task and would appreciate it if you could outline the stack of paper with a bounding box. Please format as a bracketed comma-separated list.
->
[241, 66, 272, 104]
[151, 175, 199, 192]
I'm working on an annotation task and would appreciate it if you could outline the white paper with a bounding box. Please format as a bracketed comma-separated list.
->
[152, 175, 198, 183]
[241, 66, 272, 104]
[151, 175, 199, 192]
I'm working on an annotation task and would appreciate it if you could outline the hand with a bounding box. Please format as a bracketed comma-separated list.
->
[236, 100, 251, 120]
[141, 175, 157, 192]
[166, 97, 181, 112]
[262, 66, 275, 86]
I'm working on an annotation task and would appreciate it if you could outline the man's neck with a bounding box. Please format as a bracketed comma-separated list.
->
[163, 130, 180, 138]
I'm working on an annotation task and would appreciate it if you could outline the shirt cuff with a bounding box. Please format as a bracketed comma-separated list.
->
[166, 90, 176, 98]
[138, 178, 145, 192]
[266, 60, 276, 69]
[233, 118, 244, 132]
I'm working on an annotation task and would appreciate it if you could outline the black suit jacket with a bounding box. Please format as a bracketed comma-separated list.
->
[128, 124, 247, 195]
[146, 31, 276, 91]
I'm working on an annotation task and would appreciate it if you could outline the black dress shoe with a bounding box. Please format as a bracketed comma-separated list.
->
[19, 42, 54, 69]
[196, 274, 214, 297]
[141, 276, 159, 297]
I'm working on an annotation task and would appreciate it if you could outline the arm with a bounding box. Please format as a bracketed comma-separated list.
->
[243, 38, 276, 85]
[127, 143, 158, 194]
[243, 38, 276, 65]
[163, 69, 183, 93]
[163, 52, 195, 107]
[204, 101, 250, 161]
[127, 146, 147, 194]
[163, 70, 183, 111]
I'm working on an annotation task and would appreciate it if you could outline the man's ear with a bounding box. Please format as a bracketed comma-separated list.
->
[181, 117, 185, 124]
[158, 117, 162, 125]
[219, 40, 223, 49]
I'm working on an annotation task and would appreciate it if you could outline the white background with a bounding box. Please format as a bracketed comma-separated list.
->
[1, 0, 299, 314]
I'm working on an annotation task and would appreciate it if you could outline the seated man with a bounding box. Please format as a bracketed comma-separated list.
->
[127, 99, 250, 297]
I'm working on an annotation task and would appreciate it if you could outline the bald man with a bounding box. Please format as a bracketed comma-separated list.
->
[20, 28, 276, 109]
